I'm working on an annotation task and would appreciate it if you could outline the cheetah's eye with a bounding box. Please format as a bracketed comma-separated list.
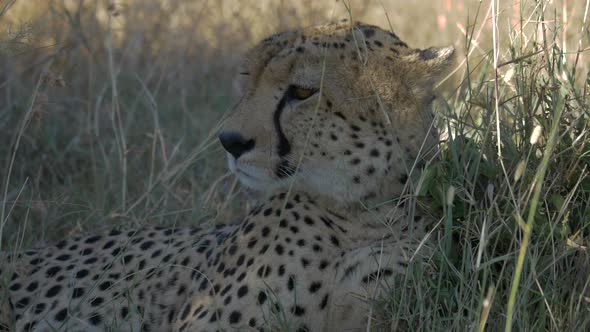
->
[292, 86, 317, 100]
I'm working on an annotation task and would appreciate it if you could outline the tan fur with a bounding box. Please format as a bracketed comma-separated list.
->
[0, 21, 453, 332]
[224, 20, 453, 204]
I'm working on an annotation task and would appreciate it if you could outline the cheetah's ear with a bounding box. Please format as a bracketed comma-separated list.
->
[418, 46, 455, 66]
[416, 46, 455, 71]
[404, 45, 455, 102]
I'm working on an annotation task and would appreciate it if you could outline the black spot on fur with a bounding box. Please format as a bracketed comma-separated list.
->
[309, 281, 322, 293]
[54, 308, 68, 321]
[320, 294, 329, 309]
[257, 291, 267, 304]
[45, 285, 62, 297]
[229, 311, 242, 324]
[291, 305, 306, 316]
[363, 29, 375, 38]
[237, 285, 248, 298]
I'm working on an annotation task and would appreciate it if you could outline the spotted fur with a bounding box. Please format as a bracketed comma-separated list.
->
[0, 20, 453, 331]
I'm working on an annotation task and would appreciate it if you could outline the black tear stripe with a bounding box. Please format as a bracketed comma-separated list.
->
[274, 86, 296, 178]
[274, 91, 291, 157]
[276, 160, 296, 178]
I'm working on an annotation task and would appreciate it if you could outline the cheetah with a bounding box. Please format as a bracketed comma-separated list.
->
[0, 21, 454, 331]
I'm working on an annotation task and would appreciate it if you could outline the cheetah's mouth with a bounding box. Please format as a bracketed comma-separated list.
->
[227, 155, 284, 191]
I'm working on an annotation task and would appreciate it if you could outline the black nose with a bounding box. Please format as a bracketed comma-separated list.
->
[219, 131, 255, 159]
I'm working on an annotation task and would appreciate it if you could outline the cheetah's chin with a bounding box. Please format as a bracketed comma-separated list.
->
[234, 169, 286, 192]
[227, 155, 284, 192]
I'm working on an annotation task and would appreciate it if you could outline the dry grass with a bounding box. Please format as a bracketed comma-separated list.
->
[1, 0, 589, 331]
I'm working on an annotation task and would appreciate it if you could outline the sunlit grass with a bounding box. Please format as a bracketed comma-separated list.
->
[382, 1, 590, 330]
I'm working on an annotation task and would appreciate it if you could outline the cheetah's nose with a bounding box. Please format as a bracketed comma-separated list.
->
[219, 131, 255, 159]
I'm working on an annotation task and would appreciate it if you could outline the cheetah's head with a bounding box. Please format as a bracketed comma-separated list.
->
[219, 21, 454, 204]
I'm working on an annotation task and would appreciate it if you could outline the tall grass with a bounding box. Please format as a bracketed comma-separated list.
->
[384, 1, 590, 330]
[1, 0, 589, 331]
